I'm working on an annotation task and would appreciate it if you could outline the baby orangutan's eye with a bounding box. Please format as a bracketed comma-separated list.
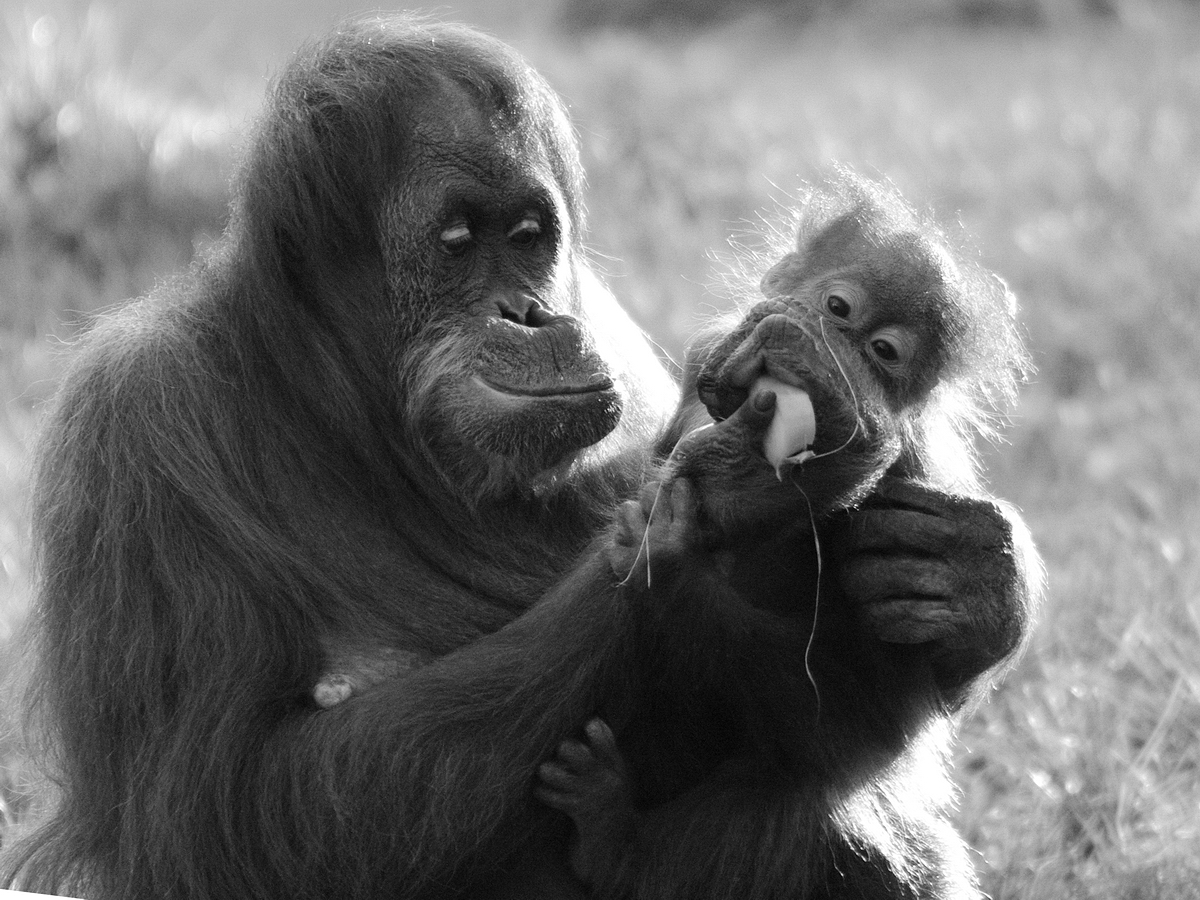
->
[826, 293, 852, 318]
[866, 328, 915, 371]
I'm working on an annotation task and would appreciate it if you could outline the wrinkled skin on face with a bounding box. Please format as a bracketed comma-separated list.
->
[372, 84, 627, 500]
[668, 300, 901, 537]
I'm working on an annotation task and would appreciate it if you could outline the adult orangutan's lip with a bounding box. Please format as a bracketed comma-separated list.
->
[476, 373, 615, 398]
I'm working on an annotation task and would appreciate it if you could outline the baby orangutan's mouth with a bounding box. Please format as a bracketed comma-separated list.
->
[752, 375, 817, 478]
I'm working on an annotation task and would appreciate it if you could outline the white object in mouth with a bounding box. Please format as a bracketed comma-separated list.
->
[754, 375, 817, 479]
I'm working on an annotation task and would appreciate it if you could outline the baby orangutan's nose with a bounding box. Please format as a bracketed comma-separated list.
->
[697, 313, 822, 421]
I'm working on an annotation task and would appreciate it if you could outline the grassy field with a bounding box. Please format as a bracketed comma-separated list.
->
[3, 0, 1200, 897]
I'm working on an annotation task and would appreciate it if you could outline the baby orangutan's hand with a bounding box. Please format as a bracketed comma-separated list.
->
[608, 479, 701, 590]
[535, 717, 637, 886]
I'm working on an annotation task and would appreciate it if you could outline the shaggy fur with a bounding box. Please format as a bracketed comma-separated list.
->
[534, 174, 1042, 899]
[1, 18, 1038, 900]
[2, 17, 676, 899]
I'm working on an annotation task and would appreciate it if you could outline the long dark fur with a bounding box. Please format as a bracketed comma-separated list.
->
[1, 17, 1039, 899]
[2, 16, 673, 899]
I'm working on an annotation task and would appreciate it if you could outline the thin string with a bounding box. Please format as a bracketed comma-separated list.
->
[785, 317, 868, 718]
[799, 487, 822, 718]
[619, 422, 714, 589]
[781, 317, 862, 469]
[627, 319, 857, 717]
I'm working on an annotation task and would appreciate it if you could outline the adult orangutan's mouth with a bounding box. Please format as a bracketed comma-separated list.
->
[476, 374, 614, 398]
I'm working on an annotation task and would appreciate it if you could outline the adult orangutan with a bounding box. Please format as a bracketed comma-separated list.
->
[1, 18, 1037, 900]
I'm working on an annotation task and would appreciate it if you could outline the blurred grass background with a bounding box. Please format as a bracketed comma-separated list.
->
[2, 0, 1199, 897]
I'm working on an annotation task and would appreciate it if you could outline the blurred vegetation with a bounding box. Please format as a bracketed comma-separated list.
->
[3, 1, 1200, 897]
[560, 0, 1123, 30]
[0, 6, 231, 339]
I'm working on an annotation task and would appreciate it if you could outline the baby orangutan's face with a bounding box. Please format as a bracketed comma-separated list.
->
[667, 301, 905, 542]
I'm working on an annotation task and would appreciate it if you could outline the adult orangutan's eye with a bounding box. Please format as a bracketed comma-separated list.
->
[440, 223, 472, 254]
[507, 215, 542, 247]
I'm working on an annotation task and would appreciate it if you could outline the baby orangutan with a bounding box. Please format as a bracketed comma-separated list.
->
[533, 171, 1036, 899]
